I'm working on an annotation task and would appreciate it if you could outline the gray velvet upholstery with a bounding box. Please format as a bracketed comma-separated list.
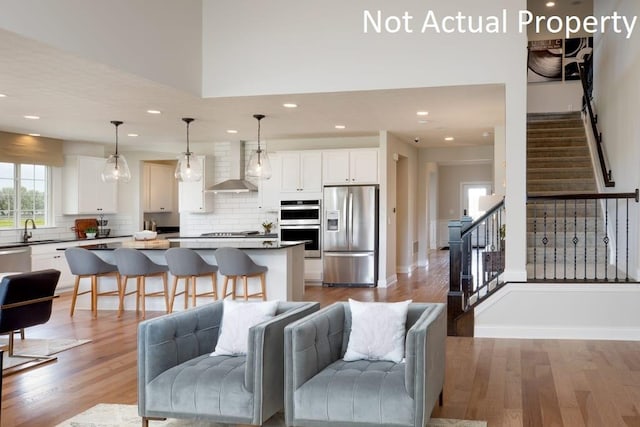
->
[165, 248, 218, 276]
[284, 302, 446, 427]
[215, 247, 268, 276]
[65, 247, 118, 275]
[138, 300, 320, 425]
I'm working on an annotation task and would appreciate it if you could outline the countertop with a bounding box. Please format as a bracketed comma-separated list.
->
[0, 234, 132, 249]
[65, 240, 305, 251]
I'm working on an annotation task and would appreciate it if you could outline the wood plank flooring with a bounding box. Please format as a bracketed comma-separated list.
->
[2, 249, 640, 426]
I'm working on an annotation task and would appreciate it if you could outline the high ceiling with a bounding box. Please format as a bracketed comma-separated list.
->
[0, 25, 507, 151]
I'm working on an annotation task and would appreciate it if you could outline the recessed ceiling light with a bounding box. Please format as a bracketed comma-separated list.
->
[416, 111, 429, 116]
[127, 133, 139, 137]
[0, 93, 6, 97]
[445, 137, 455, 141]
[335, 125, 346, 129]
[147, 109, 161, 114]
[546, 1, 555, 7]
[28, 133, 40, 137]
[283, 103, 298, 108]
[24, 115, 40, 120]
[226, 129, 238, 134]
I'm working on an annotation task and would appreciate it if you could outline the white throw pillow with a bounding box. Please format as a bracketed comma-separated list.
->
[211, 300, 278, 356]
[343, 299, 412, 363]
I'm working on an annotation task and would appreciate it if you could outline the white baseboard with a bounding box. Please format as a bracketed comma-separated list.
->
[378, 274, 397, 288]
[396, 263, 416, 274]
[475, 283, 640, 341]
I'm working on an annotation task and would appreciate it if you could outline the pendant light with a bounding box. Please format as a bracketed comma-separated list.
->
[101, 120, 131, 183]
[175, 117, 202, 182]
[245, 114, 272, 180]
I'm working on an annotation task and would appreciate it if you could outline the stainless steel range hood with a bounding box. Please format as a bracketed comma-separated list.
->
[206, 141, 258, 193]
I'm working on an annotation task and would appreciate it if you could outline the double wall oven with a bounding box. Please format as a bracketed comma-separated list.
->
[279, 200, 321, 258]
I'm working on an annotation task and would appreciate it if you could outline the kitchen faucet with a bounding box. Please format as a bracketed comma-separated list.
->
[23, 218, 36, 243]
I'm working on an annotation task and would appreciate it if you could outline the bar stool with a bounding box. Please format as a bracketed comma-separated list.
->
[65, 247, 121, 317]
[113, 248, 169, 319]
[214, 247, 268, 301]
[164, 248, 218, 312]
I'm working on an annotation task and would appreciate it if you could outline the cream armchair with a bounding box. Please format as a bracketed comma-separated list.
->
[138, 300, 320, 426]
[284, 302, 446, 427]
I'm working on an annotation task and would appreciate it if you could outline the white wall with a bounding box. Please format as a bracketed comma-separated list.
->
[593, 0, 640, 278]
[0, 0, 203, 94]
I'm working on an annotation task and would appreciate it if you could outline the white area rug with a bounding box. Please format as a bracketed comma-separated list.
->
[56, 403, 488, 427]
[1, 337, 91, 371]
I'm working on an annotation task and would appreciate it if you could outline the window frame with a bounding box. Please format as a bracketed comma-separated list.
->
[0, 162, 53, 230]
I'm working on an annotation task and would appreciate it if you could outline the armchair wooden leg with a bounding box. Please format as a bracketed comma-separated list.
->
[142, 416, 165, 427]
[439, 390, 444, 406]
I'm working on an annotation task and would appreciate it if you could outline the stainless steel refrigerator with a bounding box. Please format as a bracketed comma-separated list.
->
[323, 185, 378, 287]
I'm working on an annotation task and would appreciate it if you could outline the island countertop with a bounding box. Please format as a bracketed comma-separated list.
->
[63, 239, 305, 251]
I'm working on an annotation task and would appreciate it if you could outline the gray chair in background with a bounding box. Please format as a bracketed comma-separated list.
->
[284, 302, 447, 427]
[138, 300, 320, 426]
[113, 248, 169, 318]
[164, 247, 218, 312]
[215, 247, 268, 300]
[65, 247, 121, 317]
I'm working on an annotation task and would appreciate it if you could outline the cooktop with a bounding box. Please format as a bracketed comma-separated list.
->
[200, 230, 260, 237]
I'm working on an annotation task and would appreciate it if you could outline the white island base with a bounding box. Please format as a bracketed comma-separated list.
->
[73, 243, 305, 313]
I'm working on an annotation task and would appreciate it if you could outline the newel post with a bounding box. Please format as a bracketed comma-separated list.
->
[447, 215, 472, 336]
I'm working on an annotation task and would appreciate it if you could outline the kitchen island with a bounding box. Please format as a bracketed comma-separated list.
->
[65, 239, 306, 313]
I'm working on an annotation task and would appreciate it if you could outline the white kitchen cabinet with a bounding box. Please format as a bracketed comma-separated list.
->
[258, 153, 281, 211]
[322, 149, 378, 185]
[144, 162, 175, 213]
[280, 151, 322, 193]
[63, 155, 118, 215]
[179, 156, 215, 213]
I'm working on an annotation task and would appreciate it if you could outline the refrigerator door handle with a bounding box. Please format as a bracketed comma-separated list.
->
[348, 191, 354, 249]
[324, 252, 372, 257]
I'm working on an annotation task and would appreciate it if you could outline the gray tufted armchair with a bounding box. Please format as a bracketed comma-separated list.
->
[138, 300, 320, 426]
[284, 302, 446, 427]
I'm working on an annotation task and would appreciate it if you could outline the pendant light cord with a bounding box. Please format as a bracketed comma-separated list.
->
[182, 118, 194, 168]
[110, 120, 123, 169]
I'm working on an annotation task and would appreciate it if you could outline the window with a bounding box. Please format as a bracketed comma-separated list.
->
[0, 162, 50, 229]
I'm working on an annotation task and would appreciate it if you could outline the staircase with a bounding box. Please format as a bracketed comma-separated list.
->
[526, 112, 606, 279]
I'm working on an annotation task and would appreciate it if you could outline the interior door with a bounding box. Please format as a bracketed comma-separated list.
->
[461, 182, 492, 246]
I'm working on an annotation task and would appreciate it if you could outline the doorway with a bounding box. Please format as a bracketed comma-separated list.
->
[461, 182, 492, 220]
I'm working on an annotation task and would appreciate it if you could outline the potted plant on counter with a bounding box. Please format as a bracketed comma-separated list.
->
[85, 227, 97, 239]
[261, 221, 273, 235]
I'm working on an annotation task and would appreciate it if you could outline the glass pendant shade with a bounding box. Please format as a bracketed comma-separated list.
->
[245, 114, 272, 180]
[101, 120, 131, 183]
[246, 148, 272, 179]
[175, 152, 202, 182]
[175, 117, 202, 182]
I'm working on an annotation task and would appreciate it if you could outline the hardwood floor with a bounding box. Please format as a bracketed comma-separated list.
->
[2, 249, 640, 426]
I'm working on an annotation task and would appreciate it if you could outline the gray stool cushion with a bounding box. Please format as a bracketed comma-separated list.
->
[165, 247, 218, 276]
[114, 248, 168, 276]
[215, 247, 267, 276]
[65, 247, 118, 275]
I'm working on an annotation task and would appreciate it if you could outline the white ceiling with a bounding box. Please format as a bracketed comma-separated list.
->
[0, 27, 506, 151]
[2, 0, 592, 152]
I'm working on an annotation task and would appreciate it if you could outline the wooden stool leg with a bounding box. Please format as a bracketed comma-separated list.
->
[136, 276, 142, 316]
[211, 273, 218, 300]
[222, 276, 229, 299]
[243, 276, 249, 301]
[91, 275, 98, 318]
[161, 272, 169, 314]
[232, 276, 238, 300]
[117, 274, 125, 317]
[259, 272, 267, 301]
[70, 275, 81, 316]
[169, 275, 179, 313]
[191, 276, 197, 308]
[141, 276, 147, 319]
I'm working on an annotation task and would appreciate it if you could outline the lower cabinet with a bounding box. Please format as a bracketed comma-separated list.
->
[31, 250, 74, 291]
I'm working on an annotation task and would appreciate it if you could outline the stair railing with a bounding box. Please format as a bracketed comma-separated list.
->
[527, 190, 639, 282]
[579, 57, 615, 187]
[447, 199, 505, 335]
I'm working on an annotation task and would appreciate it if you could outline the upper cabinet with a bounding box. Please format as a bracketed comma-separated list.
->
[258, 152, 281, 211]
[280, 151, 322, 193]
[143, 162, 175, 213]
[179, 156, 215, 213]
[323, 149, 378, 185]
[63, 155, 118, 215]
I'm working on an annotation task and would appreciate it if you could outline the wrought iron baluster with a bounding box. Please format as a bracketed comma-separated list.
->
[625, 198, 630, 282]
[563, 199, 567, 280]
[553, 200, 557, 280]
[543, 208, 548, 279]
[615, 199, 619, 282]
[533, 201, 537, 280]
[604, 199, 609, 281]
[594, 198, 598, 280]
[584, 198, 588, 280]
[573, 199, 578, 279]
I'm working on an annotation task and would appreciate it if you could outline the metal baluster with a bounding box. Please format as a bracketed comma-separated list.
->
[543, 208, 548, 279]
[563, 199, 567, 280]
[604, 199, 609, 282]
[573, 199, 578, 279]
[584, 199, 588, 280]
[625, 198, 630, 282]
[533, 201, 537, 280]
[594, 198, 598, 280]
[553, 200, 557, 280]
[615, 199, 619, 282]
